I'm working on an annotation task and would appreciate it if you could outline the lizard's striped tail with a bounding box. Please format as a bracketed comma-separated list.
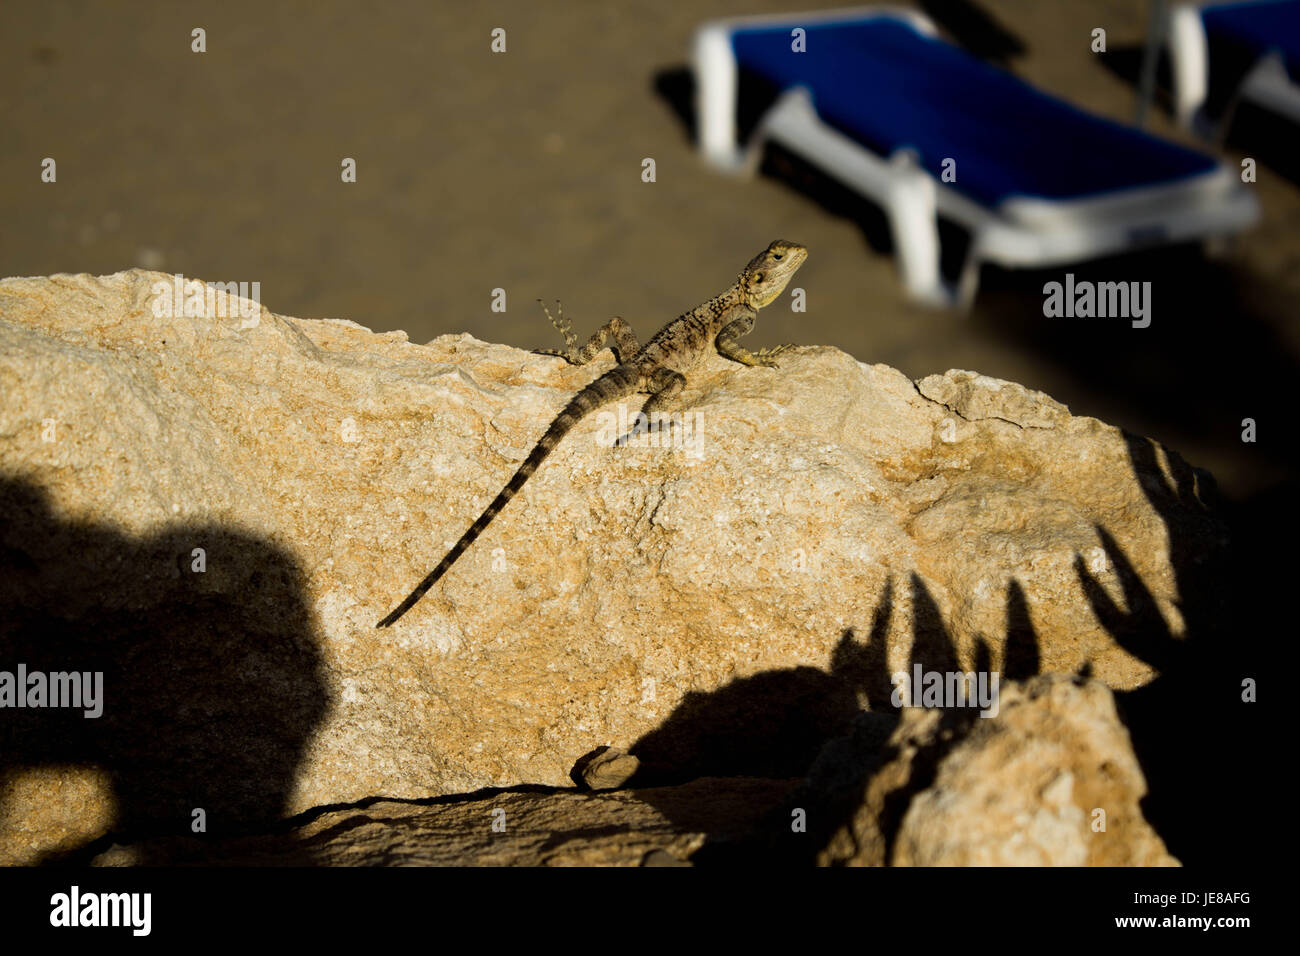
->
[377, 365, 641, 627]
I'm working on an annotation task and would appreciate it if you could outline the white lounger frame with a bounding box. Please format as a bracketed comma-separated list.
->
[694, 6, 1260, 306]
[1167, 0, 1300, 133]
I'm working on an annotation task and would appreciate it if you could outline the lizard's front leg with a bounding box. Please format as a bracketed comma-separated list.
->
[535, 301, 641, 365]
[716, 311, 795, 368]
[616, 366, 685, 446]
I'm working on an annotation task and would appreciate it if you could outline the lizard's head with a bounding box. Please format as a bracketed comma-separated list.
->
[740, 240, 808, 309]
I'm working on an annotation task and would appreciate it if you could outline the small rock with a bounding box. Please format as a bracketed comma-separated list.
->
[579, 748, 641, 791]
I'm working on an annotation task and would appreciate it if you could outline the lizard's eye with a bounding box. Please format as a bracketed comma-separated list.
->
[773, 252, 783, 261]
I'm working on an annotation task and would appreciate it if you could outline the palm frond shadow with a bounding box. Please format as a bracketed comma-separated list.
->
[1074, 433, 1258, 867]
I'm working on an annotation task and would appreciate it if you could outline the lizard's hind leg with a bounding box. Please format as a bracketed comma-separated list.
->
[616, 368, 685, 446]
[535, 301, 640, 365]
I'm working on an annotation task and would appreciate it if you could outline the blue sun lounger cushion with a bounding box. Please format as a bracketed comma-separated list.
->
[694, 7, 1259, 305]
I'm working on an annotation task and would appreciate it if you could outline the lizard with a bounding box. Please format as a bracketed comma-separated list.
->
[376, 239, 808, 627]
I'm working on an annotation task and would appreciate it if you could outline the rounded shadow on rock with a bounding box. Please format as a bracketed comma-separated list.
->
[624, 583, 895, 790]
[0, 474, 330, 864]
[600, 586, 897, 858]
[624, 662, 866, 786]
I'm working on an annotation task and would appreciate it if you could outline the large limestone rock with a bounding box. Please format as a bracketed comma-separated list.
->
[0, 271, 1226, 863]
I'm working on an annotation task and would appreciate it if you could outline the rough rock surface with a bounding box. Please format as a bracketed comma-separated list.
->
[0, 271, 1226, 863]
[86, 777, 795, 867]
[810, 675, 1178, 866]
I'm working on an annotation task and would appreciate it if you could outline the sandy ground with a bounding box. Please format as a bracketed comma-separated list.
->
[3, 0, 1297, 506]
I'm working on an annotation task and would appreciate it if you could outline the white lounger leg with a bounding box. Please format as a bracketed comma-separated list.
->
[886, 150, 954, 306]
[693, 24, 746, 171]
[1168, 4, 1210, 129]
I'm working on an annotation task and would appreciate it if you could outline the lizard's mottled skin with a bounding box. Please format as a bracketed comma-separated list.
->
[377, 240, 808, 627]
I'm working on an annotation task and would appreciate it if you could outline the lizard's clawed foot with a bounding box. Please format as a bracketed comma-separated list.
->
[753, 344, 796, 368]
[537, 299, 581, 364]
[613, 411, 678, 447]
